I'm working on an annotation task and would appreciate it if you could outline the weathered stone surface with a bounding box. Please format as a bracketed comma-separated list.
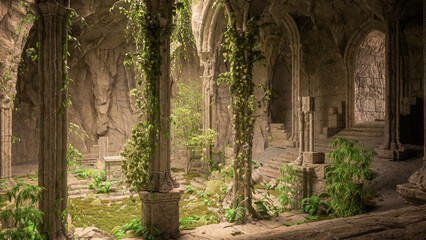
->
[302, 152, 325, 164]
[139, 189, 182, 238]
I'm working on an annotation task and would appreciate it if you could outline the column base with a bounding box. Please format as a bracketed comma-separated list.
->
[303, 152, 325, 164]
[397, 183, 426, 206]
[284, 139, 299, 148]
[139, 189, 182, 238]
[375, 149, 412, 161]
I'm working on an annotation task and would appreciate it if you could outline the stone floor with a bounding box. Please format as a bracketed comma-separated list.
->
[174, 204, 426, 240]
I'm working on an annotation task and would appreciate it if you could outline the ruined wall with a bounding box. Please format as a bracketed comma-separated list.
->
[354, 30, 385, 124]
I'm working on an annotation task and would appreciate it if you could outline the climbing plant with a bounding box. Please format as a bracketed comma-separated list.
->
[112, 0, 174, 192]
[170, 0, 197, 74]
[218, 0, 264, 219]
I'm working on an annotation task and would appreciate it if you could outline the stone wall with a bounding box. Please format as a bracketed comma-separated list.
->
[354, 30, 385, 124]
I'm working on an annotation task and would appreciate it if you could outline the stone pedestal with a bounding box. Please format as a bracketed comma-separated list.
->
[139, 189, 182, 238]
[104, 156, 123, 180]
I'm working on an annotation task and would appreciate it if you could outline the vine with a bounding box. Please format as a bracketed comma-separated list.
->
[218, 1, 264, 219]
[112, 0, 174, 192]
[170, 0, 197, 74]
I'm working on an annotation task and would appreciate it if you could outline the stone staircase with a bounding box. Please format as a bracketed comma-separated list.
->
[260, 149, 299, 182]
[315, 122, 384, 154]
[67, 172, 130, 200]
[260, 122, 385, 182]
[269, 123, 289, 148]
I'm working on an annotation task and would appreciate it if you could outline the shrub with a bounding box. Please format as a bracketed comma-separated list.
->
[326, 138, 376, 217]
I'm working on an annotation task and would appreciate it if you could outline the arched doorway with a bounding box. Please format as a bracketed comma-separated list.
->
[354, 30, 385, 125]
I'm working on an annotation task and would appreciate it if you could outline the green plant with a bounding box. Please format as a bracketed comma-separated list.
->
[88, 171, 117, 194]
[276, 164, 301, 211]
[299, 193, 331, 216]
[254, 196, 280, 217]
[224, 206, 246, 223]
[67, 123, 89, 170]
[326, 138, 376, 217]
[171, 80, 217, 173]
[0, 181, 45, 240]
[113, 218, 159, 240]
[184, 185, 194, 193]
[72, 168, 93, 179]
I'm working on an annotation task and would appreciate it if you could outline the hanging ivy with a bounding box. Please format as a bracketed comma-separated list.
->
[218, 5, 264, 218]
[170, 0, 197, 74]
[112, 0, 174, 192]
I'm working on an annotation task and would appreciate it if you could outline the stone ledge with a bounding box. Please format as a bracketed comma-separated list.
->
[397, 183, 426, 205]
[303, 152, 325, 164]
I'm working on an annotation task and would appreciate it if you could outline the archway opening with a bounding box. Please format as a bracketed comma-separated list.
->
[354, 30, 385, 125]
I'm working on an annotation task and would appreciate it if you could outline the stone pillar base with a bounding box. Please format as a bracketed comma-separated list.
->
[284, 140, 299, 148]
[397, 183, 426, 205]
[303, 152, 325, 164]
[376, 149, 412, 161]
[139, 189, 182, 238]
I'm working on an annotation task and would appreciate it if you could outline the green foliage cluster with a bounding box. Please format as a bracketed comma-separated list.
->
[0, 180, 44, 240]
[326, 138, 376, 217]
[171, 0, 197, 73]
[88, 171, 117, 194]
[299, 193, 331, 217]
[113, 218, 159, 240]
[171, 80, 217, 172]
[276, 164, 301, 211]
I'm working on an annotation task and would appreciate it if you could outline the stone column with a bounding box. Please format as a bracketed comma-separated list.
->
[0, 98, 12, 180]
[286, 44, 302, 148]
[139, 1, 181, 238]
[377, 0, 409, 160]
[33, 1, 70, 238]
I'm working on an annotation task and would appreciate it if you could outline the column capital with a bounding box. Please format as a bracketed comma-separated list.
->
[32, 1, 71, 18]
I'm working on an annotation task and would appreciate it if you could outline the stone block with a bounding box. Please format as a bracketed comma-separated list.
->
[139, 189, 182, 238]
[303, 152, 325, 164]
[104, 156, 123, 180]
[397, 183, 426, 205]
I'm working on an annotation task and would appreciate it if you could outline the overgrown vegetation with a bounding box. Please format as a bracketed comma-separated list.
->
[0, 180, 44, 240]
[171, 80, 217, 173]
[326, 138, 376, 217]
[276, 164, 301, 211]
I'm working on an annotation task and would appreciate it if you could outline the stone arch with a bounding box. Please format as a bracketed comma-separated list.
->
[268, 10, 302, 145]
[344, 20, 386, 128]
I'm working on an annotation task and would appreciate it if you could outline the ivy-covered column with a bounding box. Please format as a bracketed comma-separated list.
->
[116, 0, 180, 237]
[33, 0, 70, 238]
[0, 97, 12, 180]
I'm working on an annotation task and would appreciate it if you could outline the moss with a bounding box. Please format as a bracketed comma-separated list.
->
[68, 197, 141, 234]
[171, 168, 185, 173]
